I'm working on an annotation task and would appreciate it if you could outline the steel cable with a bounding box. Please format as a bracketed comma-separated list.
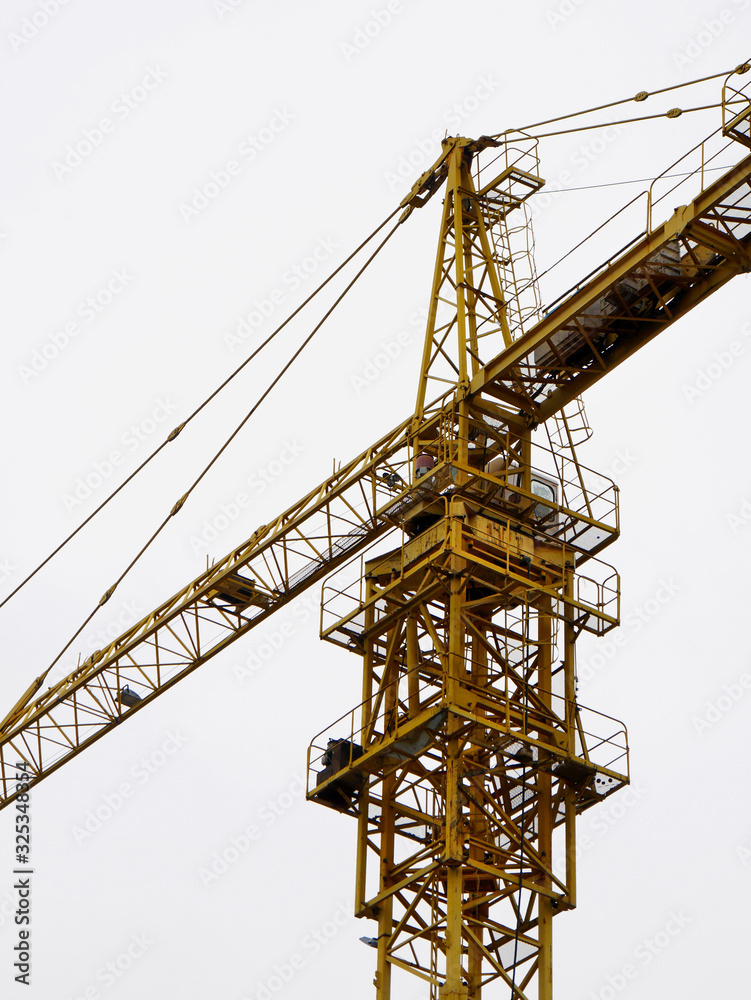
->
[492, 61, 749, 138]
[31, 216, 403, 689]
[1, 205, 401, 613]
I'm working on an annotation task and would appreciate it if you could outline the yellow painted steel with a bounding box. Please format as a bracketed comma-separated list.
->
[2, 76, 751, 1000]
[308, 115, 751, 996]
[308, 140, 633, 998]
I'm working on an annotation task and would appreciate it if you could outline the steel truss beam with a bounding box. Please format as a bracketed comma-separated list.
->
[308, 498, 629, 999]
[2, 134, 749, 895]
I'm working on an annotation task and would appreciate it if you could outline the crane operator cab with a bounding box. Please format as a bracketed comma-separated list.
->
[484, 452, 559, 529]
[406, 448, 560, 538]
[528, 475, 557, 524]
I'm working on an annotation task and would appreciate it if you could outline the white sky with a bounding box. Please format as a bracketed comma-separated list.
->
[1, 2, 750, 998]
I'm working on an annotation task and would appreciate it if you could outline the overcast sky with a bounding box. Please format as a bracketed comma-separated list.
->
[1, 2, 750, 999]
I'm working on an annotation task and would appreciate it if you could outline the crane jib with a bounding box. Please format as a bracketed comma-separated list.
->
[2, 144, 751, 811]
[472, 151, 751, 423]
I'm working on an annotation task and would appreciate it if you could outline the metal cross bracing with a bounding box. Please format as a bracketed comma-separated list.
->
[2, 68, 751, 1000]
[475, 148, 751, 426]
[310, 561, 628, 1000]
[303, 84, 751, 998]
[0, 403, 618, 807]
[412, 135, 544, 420]
[308, 444, 629, 999]
[308, 387, 627, 1000]
[0, 416, 420, 801]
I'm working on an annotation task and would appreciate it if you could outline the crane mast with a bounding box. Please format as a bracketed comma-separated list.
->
[1, 70, 750, 1000]
[308, 137, 627, 1000]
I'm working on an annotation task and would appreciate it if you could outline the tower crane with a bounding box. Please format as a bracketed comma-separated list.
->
[2, 67, 751, 1000]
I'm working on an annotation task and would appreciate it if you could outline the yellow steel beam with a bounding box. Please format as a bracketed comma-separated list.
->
[470, 152, 751, 420]
[4, 140, 750, 819]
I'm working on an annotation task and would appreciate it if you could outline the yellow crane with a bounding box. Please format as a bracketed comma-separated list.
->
[2, 66, 751, 999]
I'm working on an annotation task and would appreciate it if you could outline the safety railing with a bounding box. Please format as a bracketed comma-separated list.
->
[458, 674, 629, 779]
[456, 516, 620, 635]
[573, 699, 630, 778]
[320, 503, 620, 648]
[457, 437, 620, 556]
[307, 667, 629, 807]
[549, 398, 593, 450]
[531, 111, 749, 316]
[319, 494, 452, 649]
[722, 68, 751, 148]
[571, 562, 620, 636]
[307, 667, 446, 799]
[474, 135, 543, 214]
[646, 124, 742, 230]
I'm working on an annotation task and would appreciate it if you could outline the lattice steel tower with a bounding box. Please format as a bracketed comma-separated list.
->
[308, 137, 629, 1000]
[3, 72, 749, 1000]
